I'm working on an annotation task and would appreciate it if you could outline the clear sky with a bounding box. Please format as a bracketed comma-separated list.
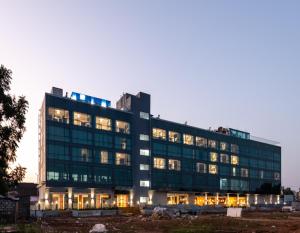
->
[1, 0, 299, 189]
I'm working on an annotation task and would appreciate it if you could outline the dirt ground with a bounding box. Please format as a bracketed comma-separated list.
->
[35, 211, 300, 233]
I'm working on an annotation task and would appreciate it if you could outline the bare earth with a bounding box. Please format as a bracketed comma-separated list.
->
[36, 211, 300, 233]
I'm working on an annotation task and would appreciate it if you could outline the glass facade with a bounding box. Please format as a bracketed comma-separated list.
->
[41, 90, 281, 210]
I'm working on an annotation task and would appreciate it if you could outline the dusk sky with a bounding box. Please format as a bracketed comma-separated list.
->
[1, 1, 299, 189]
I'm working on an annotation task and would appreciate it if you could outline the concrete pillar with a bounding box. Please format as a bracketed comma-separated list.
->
[188, 193, 195, 205]
[277, 195, 280, 204]
[90, 188, 95, 208]
[130, 190, 135, 206]
[246, 194, 250, 207]
[255, 194, 258, 205]
[204, 193, 208, 205]
[237, 193, 240, 206]
[269, 195, 273, 205]
[68, 187, 73, 209]
[45, 189, 50, 210]
[226, 193, 230, 207]
[216, 193, 219, 205]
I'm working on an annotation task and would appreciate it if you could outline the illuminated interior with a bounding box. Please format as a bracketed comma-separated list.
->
[195, 136, 207, 147]
[168, 159, 181, 171]
[95, 117, 111, 131]
[52, 193, 64, 209]
[74, 194, 89, 209]
[48, 107, 69, 123]
[117, 194, 129, 207]
[183, 134, 194, 145]
[169, 131, 181, 143]
[96, 194, 110, 208]
[209, 164, 218, 174]
[231, 155, 239, 165]
[115, 153, 131, 166]
[210, 152, 218, 162]
[167, 194, 189, 205]
[116, 120, 130, 134]
[153, 157, 166, 169]
[152, 128, 166, 140]
[73, 112, 91, 127]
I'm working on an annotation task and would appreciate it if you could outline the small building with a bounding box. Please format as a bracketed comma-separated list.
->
[10, 183, 38, 219]
[0, 195, 19, 224]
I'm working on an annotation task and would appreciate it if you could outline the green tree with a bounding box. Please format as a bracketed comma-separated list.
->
[0, 65, 28, 195]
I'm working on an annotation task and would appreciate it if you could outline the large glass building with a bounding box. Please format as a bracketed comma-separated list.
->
[38, 87, 281, 209]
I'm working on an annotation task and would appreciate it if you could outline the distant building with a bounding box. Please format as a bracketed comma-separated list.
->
[0, 195, 18, 223]
[38, 87, 281, 209]
[11, 183, 38, 219]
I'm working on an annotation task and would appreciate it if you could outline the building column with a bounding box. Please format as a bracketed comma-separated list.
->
[237, 193, 240, 206]
[269, 194, 273, 205]
[226, 193, 230, 207]
[246, 194, 250, 207]
[90, 188, 95, 208]
[204, 193, 208, 205]
[276, 195, 280, 204]
[216, 193, 219, 205]
[255, 194, 258, 205]
[45, 189, 50, 210]
[68, 188, 73, 209]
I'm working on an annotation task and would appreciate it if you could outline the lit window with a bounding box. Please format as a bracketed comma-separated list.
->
[169, 131, 181, 143]
[168, 159, 181, 171]
[196, 163, 206, 173]
[195, 137, 207, 147]
[73, 112, 91, 127]
[232, 167, 237, 176]
[100, 151, 109, 164]
[208, 140, 217, 149]
[140, 180, 150, 187]
[210, 152, 218, 162]
[259, 170, 264, 179]
[209, 164, 218, 174]
[153, 157, 166, 169]
[48, 107, 69, 123]
[116, 120, 130, 134]
[95, 117, 111, 131]
[274, 172, 280, 180]
[231, 144, 239, 153]
[220, 178, 228, 190]
[140, 196, 148, 203]
[231, 155, 239, 165]
[241, 168, 248, 177]
[220, 154, 229, 163]
[140, 164, 149, 170]
[115, 153, 130, 166]
[152, 128, 166, 140]
[183, 134, 194, 145]
[140, 134, 149, 141]
[140, 149, 150, 156]
[220, 142, 228, 151]
[140, 112, 149, 120]
[81, 148, 90, 162]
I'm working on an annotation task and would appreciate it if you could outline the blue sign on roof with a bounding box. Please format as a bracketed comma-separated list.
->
[70, 92, 111, 108]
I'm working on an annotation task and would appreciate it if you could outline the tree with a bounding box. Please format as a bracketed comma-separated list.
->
[0, 65, 28, 195]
